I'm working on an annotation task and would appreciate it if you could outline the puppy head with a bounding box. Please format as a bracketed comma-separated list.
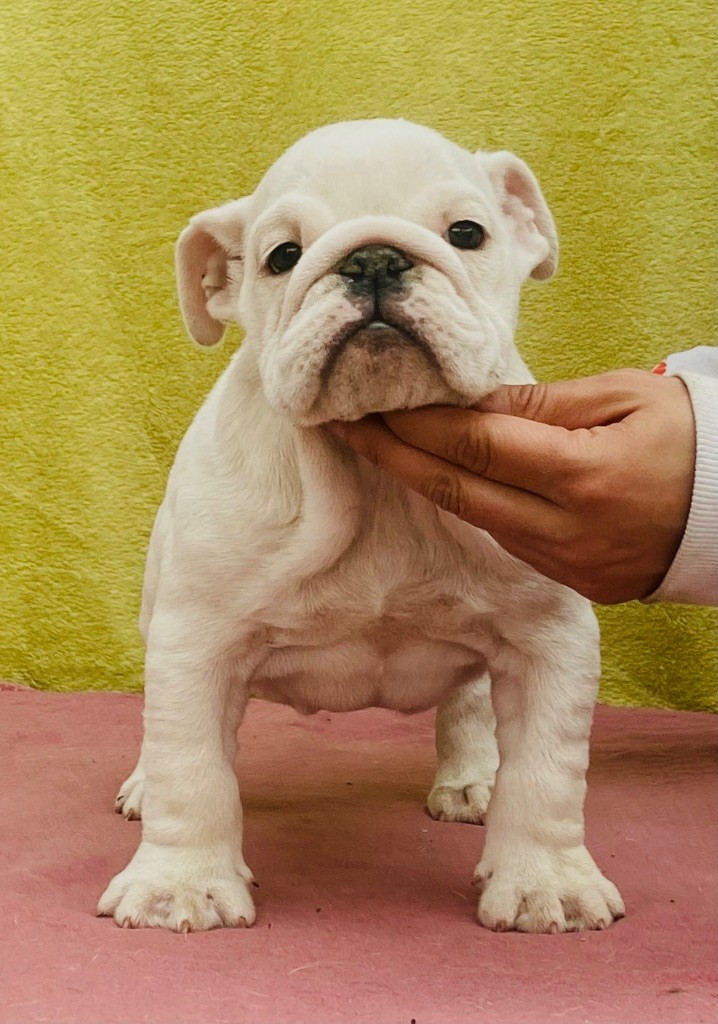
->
[176, 119, 557, 425]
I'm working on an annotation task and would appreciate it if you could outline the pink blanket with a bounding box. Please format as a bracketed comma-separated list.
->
[1, 687, 715, 1024]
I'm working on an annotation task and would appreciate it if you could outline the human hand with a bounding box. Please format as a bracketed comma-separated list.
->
[326, 370, 695, 603]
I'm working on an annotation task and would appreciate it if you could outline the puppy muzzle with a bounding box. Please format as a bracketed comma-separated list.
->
[260, 214, 512, 425]
[278, 215, 476, 332]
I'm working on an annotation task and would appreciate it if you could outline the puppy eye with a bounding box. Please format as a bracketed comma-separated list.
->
[267, 242, 302, 274]
[447, 220, 485, 250]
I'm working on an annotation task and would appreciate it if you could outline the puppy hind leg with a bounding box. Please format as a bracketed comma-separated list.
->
[115, 506, 168, 822]
[427, 673, 498, 825]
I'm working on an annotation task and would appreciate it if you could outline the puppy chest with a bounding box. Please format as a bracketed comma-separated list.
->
[264, 522, 492, 645]
[249, 537, 492, 713]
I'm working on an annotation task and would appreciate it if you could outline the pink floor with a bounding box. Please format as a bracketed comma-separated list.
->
[0, 687, 716, 1024]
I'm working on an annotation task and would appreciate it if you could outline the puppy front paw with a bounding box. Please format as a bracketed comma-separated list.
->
[427, 781, 491, 825]
[474, 844, 624, 933]
[114, 764, 145, 820]
[98, 843, 256, 931]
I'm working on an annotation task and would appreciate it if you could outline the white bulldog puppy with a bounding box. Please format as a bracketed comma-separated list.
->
[98, 119, 624, 934]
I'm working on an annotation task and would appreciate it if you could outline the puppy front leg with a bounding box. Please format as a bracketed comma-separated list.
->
[476, 606, 624, 933]
[427, 674, 498, 824]
[113, 651, 249, 827]
[98, 627, 257, 931]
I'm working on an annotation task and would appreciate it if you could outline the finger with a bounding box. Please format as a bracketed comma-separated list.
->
[381, 406, 588, 498]
[477, 369, 653, 429]
[326, 416, 565, 542]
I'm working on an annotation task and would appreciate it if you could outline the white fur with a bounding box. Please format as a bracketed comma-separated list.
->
[98, 119, 623, 934]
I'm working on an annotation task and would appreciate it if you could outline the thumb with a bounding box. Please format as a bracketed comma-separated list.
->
[477, 370, 650, 429]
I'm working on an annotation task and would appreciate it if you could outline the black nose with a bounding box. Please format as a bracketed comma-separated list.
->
[335, 245, 414, 292]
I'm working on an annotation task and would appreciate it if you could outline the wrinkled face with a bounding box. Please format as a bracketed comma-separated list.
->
[177, 119, 557, 424]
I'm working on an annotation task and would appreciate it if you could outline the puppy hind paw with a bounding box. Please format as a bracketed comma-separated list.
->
[426, 781, 490, 825]
[114, 767, 145, 821]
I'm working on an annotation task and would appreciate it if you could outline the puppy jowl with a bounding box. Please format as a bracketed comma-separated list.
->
[99, 119, 623, 934]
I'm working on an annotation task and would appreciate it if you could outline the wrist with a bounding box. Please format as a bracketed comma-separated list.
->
[644, 371, 718, 605]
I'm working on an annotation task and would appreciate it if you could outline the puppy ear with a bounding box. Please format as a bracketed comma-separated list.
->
[479, 152, 558, 281]
[175, 197, 251, 346]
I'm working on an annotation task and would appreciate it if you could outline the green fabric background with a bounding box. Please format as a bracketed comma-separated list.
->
[1, 0, 715, 708]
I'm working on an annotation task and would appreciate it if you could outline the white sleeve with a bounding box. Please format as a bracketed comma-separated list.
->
[644, 353, 718, 606]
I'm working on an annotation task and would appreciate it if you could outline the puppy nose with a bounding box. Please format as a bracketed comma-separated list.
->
[335, 245, 414, 290]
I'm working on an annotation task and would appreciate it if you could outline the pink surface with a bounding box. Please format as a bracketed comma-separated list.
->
[0, 688, 716, 1024]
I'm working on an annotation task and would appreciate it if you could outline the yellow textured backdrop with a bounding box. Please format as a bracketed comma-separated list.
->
[0, 0, 715, 709]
